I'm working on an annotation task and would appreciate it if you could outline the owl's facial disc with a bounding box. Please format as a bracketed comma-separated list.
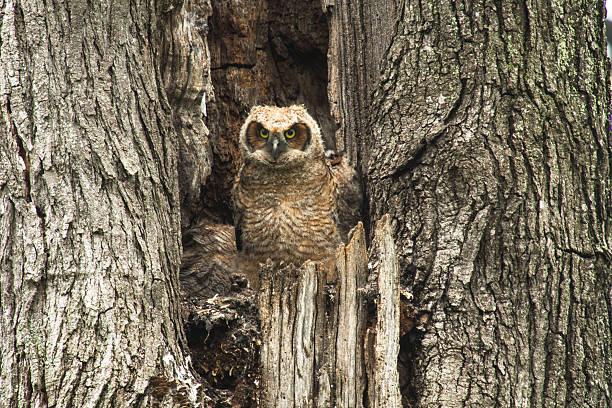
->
[285, 123, 311, 151]
[245, 122, 269, 152]
[245, 121, 311, 163]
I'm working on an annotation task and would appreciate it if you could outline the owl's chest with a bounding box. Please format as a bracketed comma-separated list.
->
[239, 191, 337, 262]
[237, 164, 333, 217]
[235, 170, 337, 255]
[244, 190, 327, 230]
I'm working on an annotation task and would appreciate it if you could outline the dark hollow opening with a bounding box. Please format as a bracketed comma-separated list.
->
[199, 0, 335, 224]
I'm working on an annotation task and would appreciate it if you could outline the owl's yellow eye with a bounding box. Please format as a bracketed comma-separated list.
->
[259, 128, 269, 138]
[284, 129, 296, 139]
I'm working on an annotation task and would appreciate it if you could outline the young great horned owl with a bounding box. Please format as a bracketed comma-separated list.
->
[232, 105, 343, 280]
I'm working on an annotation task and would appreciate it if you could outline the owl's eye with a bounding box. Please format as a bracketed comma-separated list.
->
[259, 128, 269, 138]
[284, 129, 296, 139]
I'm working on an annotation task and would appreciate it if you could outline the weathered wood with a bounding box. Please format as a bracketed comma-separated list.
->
[258, 219, 401, 407]
[368, 214, 402, 407]
[160, 0, 214, 230]
[326, 0, 399, 164]
[258, 261, 345, 407]
[334, 223, 368, 407]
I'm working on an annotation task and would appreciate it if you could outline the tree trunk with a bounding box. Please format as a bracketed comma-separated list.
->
[258, 218, 401, 407]
[0, 0, 204, 406]
[329, 0, 612, 406]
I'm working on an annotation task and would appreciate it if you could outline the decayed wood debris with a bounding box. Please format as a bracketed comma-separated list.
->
[180, 216, 401, 407]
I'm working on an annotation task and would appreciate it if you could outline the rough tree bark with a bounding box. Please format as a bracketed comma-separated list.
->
[0, 0, 208, 406]
[328, 0, 612, 406]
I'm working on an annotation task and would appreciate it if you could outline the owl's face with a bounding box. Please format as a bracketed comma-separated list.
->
[239, 105, 324, 167]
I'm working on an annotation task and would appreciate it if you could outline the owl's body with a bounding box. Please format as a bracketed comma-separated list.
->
[234, 152, 339, 264]
[233, 105, 342, 277]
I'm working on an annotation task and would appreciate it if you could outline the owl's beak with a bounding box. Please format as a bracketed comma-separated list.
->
[265, 134, 288, 161]
[271, 138, 280, 159]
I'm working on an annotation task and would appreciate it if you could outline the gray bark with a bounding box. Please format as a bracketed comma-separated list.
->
[328, 0, 612, 406]
[368, 215, 402, 408]
[0, 0, 205, 406]
[161, 0, 214, 230]
[14, 0, 601, 405]
[326, 0, 400, 165]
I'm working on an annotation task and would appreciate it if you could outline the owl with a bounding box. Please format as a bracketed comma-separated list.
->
[232, 105, 346, 283]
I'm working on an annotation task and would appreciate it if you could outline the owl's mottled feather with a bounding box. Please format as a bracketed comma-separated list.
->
[180, 221, 237, 298]
[233, 151, 339, 264]
[233, 105, 345, 285]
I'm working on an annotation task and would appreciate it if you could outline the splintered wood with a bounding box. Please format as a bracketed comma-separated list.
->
[368, 215, 402, 407]
[257, 216, 401, 407]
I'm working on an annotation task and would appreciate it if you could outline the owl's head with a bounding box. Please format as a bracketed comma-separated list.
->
[239, 105, 324, 167]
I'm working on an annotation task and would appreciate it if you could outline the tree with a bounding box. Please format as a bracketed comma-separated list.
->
[0, 0, 211, 406]
[3, 0, 610, 406]
[328, 0, 612, 406]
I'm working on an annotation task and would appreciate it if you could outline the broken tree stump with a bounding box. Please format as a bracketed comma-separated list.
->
[257, 215, 401, 407]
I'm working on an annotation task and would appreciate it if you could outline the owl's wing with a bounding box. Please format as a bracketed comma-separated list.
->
[180, 220, 237, 299]
[232, 170, 245, 252]
[326, 151, 364, 243]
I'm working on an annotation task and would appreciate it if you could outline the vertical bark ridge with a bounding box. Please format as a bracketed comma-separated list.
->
[160, 0, 214, 230]
[326, 0, 400, 167]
